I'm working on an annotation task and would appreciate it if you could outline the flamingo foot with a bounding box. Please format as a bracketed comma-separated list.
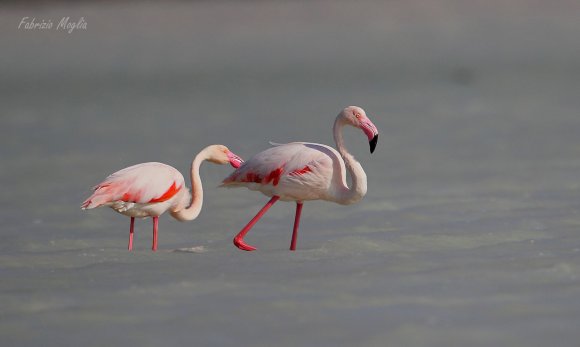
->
[234, 236, 257, 251]
[232, 195, 279, 252]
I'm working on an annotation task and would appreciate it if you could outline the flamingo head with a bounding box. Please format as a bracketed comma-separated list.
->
[207, 145, 244, 168]
[341, 106, 379, 153]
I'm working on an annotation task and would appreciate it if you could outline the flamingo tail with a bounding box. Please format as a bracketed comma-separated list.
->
[81, 183, 119, 209]
[80, 194, 109, 209]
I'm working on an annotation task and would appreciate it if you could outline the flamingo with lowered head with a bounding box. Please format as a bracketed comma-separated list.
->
[81, 144, 243, 251]
[221, 106, 379, 251]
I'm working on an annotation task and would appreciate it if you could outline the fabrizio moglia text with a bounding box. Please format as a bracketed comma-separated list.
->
[18, 17, 87, 33]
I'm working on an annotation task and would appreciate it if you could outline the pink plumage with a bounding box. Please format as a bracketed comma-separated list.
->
[221, 106, 379, 251]
[223, 142, 348, 203]
[82, 162, 186, 212]
[81, 145, 243, 251]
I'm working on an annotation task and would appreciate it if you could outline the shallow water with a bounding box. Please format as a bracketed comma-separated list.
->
[2, 1, 580, 346]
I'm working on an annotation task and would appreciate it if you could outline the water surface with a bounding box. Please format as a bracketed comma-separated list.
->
[1, 2, 580, 346]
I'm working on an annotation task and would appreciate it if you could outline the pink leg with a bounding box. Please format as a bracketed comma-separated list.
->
[128, 217, 135, 251]
[290, 202, 303, 251]
[152, 216, 159, 252]
[234, 196, 280, 251]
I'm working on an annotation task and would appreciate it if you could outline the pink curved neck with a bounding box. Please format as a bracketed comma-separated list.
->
[333, 116, 368, 205]
[171, 149, 207, 221]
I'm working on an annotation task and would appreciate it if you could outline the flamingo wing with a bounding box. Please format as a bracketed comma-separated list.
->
[81, 162, 185, 209]
[221, 142, 347, 200]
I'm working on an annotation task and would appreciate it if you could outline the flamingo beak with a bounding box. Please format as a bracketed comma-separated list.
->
[227, 151, 244, 169]
[369, 134, 378, 153]
[361, 119, 379, 153]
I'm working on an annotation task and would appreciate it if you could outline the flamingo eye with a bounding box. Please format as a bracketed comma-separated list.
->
[355, 113, 361, 119]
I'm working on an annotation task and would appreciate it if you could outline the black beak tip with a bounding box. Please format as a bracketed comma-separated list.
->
[369, 134, 378, 153]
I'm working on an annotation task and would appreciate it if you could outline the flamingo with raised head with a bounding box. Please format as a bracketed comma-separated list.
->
[81, 144, 243, 251]
[221, 106, 379, 251]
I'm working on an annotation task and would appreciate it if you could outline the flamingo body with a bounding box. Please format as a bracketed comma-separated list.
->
[222, 142, 352, 203]
[81, 162, 189, 218]
[222, 106, 379, 251]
